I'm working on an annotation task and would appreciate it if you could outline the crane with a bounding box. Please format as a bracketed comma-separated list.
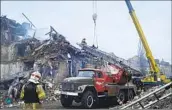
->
[124, 0, 170, 85]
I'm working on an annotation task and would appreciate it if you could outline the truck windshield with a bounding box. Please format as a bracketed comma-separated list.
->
[77, 71, 94, 77]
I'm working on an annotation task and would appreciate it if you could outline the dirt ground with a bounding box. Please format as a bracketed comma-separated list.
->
[1, 90, 172, 109]
[0, 89, 111, 109]
[1, 100, 111, 109]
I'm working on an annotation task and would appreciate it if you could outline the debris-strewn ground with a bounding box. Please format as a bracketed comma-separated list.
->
[1, 86, 172, 109]
[110, 86, 172, 109]
[150, 96, 172, 109]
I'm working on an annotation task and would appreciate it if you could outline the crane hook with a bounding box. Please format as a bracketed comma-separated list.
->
[92, 13, 97, 24]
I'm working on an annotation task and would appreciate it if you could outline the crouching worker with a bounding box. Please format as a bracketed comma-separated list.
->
[20, 71, 46, 110]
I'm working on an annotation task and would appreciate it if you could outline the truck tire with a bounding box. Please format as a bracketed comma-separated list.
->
[117, 90, 126, 104]
[81, 91, 96, 109]
[127, 90, 134, 101]
[60, 95, 73, 107]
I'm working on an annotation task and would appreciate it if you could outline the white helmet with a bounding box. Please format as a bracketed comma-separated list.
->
[28, 71, 41, 84]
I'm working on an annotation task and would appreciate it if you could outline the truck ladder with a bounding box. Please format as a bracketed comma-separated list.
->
[111, 82, 172, 109]
[77, 43, 141, 74]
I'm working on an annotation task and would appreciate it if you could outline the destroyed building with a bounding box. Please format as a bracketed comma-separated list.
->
[1, 16, 171, 86]
[0, 17, 104, 85]
[0, 15, 171, 110]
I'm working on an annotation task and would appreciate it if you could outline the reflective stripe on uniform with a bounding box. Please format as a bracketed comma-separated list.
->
[20, 85, 25, 99]
[36, 85, 46, 100]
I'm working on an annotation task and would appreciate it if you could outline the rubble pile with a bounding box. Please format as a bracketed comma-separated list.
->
[150, 96, 172, 109]
[43, 80, 60, 102]
[1, 21, 81, 107]
[15, 37, 40, 59]
[31, 35, 69, 60]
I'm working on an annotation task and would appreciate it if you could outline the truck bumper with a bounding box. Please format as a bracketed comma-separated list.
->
[59, 91, 79, 96]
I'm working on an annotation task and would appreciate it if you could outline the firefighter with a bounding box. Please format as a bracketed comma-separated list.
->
[20, 71, 46, 110]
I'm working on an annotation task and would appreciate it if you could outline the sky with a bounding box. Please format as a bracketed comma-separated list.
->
[1, 1, 171, 64]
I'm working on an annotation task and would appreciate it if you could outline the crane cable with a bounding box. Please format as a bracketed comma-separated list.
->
[92, 0, 98, 48]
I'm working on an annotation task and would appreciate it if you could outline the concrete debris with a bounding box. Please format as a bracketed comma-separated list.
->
[43, 80, 60, 103]
[110, 87, 172, 109]
[0, 70, 32, 90]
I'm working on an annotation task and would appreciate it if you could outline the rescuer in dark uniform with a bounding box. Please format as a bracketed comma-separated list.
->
[81, 38, 87, 45]
[20, 71, 46, 110]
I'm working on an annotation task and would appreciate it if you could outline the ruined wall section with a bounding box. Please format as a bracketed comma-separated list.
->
[1, 45, 9, 61]
[1, 44, 17, 62]
[1, 44, 23, 79]
[34, 55, 69, 83]
[0, 16, 32, 79]
[55, 61, 68, 83]
[1, 61, 24, 79]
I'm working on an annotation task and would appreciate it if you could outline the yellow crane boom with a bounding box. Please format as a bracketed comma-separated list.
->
[125, 0, 160, 74]
[124, 0, 171, 84]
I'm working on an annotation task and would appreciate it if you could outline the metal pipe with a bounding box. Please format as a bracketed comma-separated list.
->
[22, 13, 36, 29]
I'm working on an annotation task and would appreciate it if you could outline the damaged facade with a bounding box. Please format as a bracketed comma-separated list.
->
[0, 16, 34, 81]
[0, 17, 103, 85]
[1, 16, 31, 45]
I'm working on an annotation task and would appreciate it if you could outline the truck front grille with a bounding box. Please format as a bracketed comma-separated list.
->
[61, 83, 76, 92]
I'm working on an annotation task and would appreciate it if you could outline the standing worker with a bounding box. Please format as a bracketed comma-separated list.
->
[20, 71, 46, 110]
[81, 38, 87, 45]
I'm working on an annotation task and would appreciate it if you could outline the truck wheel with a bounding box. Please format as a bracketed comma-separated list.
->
[117, 91, 126, 104]
[127, 90, 134, 101]
[81, 91, 96, 109]
[60, 95, 73, 107]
